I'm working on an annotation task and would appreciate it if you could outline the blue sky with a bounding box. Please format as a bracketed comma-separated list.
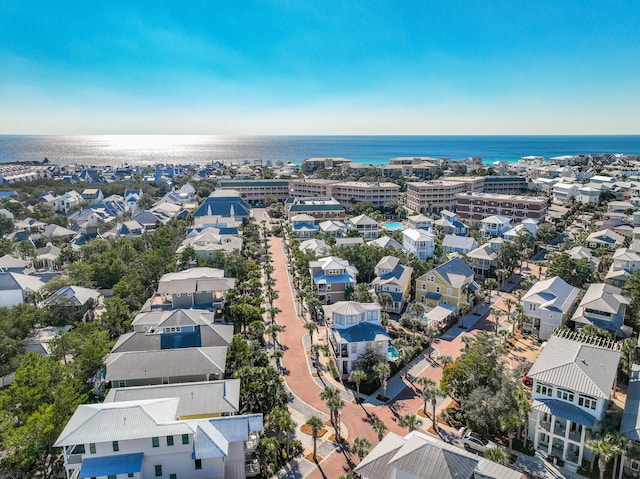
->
[1, 1, 638, 134]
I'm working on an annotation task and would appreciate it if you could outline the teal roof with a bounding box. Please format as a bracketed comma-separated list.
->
[335, 322, 390, 343]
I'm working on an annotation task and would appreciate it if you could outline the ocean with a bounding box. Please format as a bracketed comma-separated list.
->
[0, 135, 639, 167]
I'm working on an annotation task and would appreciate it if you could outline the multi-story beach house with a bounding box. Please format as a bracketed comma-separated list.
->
[480, 215, 513, 238]
[570, 283, 631, 338]
[552, 183, 579, 205]
[323, 301, 390, 378]
[406, 214, 433, 230]
[521, 276, 581, 340]
[606, 248, 640, 286]
[301, 157, 352, 172]
[309, 256, 358, 304]
[55, 398, 263, 479]
[348, 214, 379, 239]
[318, 219, 348, 237]
[414, 257, 476, 311]
[455, 192, 548, 223]
[528, 331, 620, 472]
[466, 238, 502, 279]
[442, 234, 478, 255]
[142, 268, 236, 315]
[434, 210, 469, 236]
[371, 256, 413, 314]
[290, 213, 319, 238]
[585, 229, 625, 250]
[402, 228, 435, 261]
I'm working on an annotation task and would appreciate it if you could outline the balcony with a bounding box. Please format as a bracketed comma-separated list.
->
[66, 453, 83, 465]
[539, 420, 552, 433]
[246, 458, 260, 477]
[245, 433, 259, 451]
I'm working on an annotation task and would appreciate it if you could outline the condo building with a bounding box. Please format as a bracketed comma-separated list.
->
[455, 192, 548, 223]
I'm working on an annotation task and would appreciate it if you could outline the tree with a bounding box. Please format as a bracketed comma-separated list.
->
[99, 297, 132, 340]
[373, 362, 390, 400]
[491, 307, 502, 335]
[229, 303, 264, 334]
[320, 388, 345, 440]
[484, 447, 510, 466]
[234, 366, 287, 415]
[349, 369, 368, 404]
[498, 241, 521, 274]
[586, 436, 619, 479]
[266, 323, 282, 349]
[377, 292, 393, 312]
[304, 321, 318, 344]
[372, 419, 388, 441]
[500, 413, 521, 453]
[0, 214, 13, 236]
[352, 283, 373, 303]
[547, 253, 596, 288]
[417, 377, 442, 431]
[350, 436, 372, 460]
[399, 414, 422, 432]
[483, 278, 498, 306]
[306, 415, 324, 462]
[609, 431, 632, 479]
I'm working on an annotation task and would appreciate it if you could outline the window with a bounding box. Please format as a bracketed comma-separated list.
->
[170, 475, 177, 479]
[446, 288, 452, 296]
[155, 465, 163, 476]
[112, 441, 119, 452]
[182, 434, 189, 445]
[435, 286, 440, 293]
[350, 343, 357, 354]
[152, 436, 160, 447]
[195, 459, 202, 470]
[556, 389, 574, 402]
[535, 383, 553, 397]
[579, 395, 597, 410]
[166, 435, 174, 446]
[89, 443, 96, 454]
[109, 475, 116, 479]
[422, 283, 426, 290]
[128, 475, 134, 478]
[428, 275, 435, 283]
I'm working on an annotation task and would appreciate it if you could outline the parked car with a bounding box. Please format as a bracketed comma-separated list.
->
[463, 431, 498, 454]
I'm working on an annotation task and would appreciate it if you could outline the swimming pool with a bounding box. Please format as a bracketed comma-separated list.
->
[388, 346, 399, 360]
[382, 222, 404, 231]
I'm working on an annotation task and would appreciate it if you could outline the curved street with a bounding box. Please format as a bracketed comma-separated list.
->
[269, 235, 474, 479]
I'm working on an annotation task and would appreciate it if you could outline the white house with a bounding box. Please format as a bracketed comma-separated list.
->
[571, 283, 630, 338]
[480, 215, 513, 238]
[348, 214, 379, 240]
[586, 229, 625, 250]
[528, 331, 620, 471]
[552, 183, 578, 205]
[606, 248, 640, 286]
[521, 276, 581, 340]
[55, 398, 263, 479]
[407, 213, 433, 230]
[402, 228, 435, 260]
[577, 186, 601, 204]
[0, 272, 45, 308]
[323, 301, 390, 378]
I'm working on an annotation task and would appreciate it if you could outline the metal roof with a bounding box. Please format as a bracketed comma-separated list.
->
[621, 365, 640, 440]
[104, 379, 240, 417]
[527, 335, 620, 399]
[79, 452, 143, 478]
[532, 399, 597, 427]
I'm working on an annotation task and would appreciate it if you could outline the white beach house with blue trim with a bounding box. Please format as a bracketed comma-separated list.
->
[528, 331, 620, 472]
[309, 256, 357, 304]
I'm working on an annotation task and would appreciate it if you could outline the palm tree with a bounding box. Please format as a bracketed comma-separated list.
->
[500, 413, 522, 453]
[514, 385, 531, 443]
[491, 307, 502, 335]
[377, 292, 393, 312]
[304, 321, 318, 344]
[399, 413, 422, 432]
[372, 419, 388, 441]
[348, 369, 367, 404]
[327, 396, 345, 441]
[609, 431, 632, 479]
[373, 363, 390, 400]
[272, 349, 283, 370]
[496, 268, 509, 290]
[305, 416, 324, 462]
[484, 447, 510, 466]
[417, 377, 442, 431]
[587, 436, 619, 479]
[266, 323, 283, 349]
[483, 278, 498, 305]
[504, 298, 516, 325]
[412, 302, 426, 317]
[457, 300, 470, 328]
[350, 436, 372, 460]
[439, 355, 453, 368]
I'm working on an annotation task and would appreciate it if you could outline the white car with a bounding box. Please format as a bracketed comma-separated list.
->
[462, 432, 498, 454]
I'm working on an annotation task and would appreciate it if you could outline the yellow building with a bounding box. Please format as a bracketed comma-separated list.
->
[415, 257, 476, 310]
